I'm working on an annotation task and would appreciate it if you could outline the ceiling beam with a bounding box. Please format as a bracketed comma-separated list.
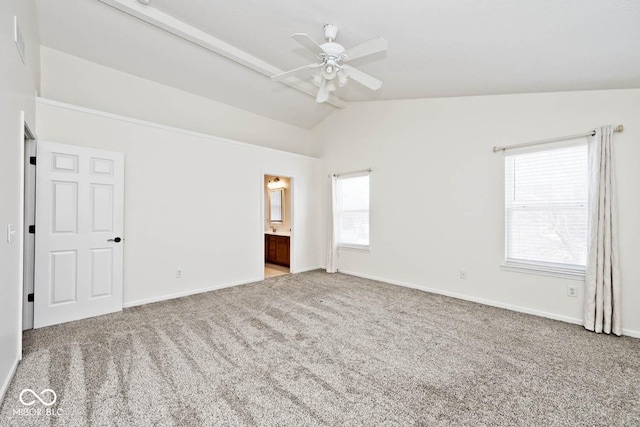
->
[97, 0, 346, 108]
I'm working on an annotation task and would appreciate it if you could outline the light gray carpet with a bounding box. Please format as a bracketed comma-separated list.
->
[1, 271, 639, 426]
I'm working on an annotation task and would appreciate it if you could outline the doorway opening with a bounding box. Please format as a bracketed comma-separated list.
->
[22, 122, 36, 331]
[263, 174, 292, 278]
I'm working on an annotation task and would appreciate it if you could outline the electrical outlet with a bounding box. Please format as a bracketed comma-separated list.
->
[567, 285, 578, 297]
[176, 269, 183, 279]
[459, 270, 467, 279]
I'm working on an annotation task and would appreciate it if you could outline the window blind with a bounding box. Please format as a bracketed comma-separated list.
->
[336, 173, 370, 248]
[504, 143, 588, 270]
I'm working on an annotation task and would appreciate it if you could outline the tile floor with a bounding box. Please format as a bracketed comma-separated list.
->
[264, 263, 290, 278]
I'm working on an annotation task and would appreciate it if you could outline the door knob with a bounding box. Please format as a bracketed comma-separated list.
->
[108, 237, 122, 242]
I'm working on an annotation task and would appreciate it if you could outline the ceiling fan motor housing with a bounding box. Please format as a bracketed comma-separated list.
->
[320, 42, 345, 58]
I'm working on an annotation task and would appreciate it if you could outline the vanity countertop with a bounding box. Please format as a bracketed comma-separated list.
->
[264, 231, 291, 237]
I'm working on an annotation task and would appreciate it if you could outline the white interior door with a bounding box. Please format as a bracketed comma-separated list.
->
[34, 141, 124, 328]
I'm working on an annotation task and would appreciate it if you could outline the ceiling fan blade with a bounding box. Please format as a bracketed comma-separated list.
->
[316, 78, 330, 103]
[344, 37, 388, 61]
[292, 33, 326, 56]
[341, 65, 382, 91]
[271, 63, 323, 82]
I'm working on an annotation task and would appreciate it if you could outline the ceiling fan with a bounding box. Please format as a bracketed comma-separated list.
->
[271, 25, 387, 103]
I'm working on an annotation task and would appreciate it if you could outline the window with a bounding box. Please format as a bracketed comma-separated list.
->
[336, 172, 370, 249]
[504, 143, 588, 276]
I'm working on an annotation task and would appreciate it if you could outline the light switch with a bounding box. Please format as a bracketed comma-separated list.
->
[6, 224, 16, 243]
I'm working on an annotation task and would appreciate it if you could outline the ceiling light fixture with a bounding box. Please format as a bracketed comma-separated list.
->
[267, 177, 285, 189]
[271, 25, 387, 103]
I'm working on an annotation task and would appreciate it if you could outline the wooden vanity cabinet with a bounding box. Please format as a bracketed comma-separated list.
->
[265, 234, 290, 267]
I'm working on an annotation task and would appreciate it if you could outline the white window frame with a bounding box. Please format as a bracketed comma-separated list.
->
[501, 143, 587, 280]
[336, 171, 370, 252]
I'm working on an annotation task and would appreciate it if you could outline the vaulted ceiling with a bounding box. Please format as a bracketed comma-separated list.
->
[36, 0, 640, 129]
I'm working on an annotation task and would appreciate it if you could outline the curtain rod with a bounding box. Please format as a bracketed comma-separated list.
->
[333, 168, 372, 177]
[493, 124, 624, 153]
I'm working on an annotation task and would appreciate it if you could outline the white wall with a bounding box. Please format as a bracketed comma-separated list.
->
[36, 101, 323, 306]
[40, 47, 312, 156]
[0, 0, 40, 401]
[312, 89, 640, 336]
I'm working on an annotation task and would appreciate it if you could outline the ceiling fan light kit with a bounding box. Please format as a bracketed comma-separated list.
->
[271, 24, 387, 103]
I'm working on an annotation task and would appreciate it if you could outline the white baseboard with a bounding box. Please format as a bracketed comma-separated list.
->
[292, 265, 323, 274]
[0, 357, 20, 406]
[338, 269, 640, 338]
[123, 277, 262, 308]
[622, 328, 640, 339]
[123, 267, 324, 309]
[124, 266, 326, 308]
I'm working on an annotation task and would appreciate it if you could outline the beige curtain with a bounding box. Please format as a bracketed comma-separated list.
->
[326, 174, 338, 273]
[584, 125, 621, 335]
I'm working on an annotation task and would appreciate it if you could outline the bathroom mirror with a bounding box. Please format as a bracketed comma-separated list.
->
[269, 189, 284, 224]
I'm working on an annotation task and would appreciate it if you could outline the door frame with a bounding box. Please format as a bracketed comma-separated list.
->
[261, 172, 294, 278]
[22, 121, 36, 332]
